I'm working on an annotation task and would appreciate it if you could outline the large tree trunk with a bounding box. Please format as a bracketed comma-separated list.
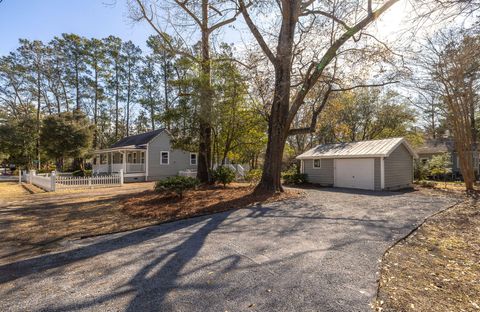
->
[197, 0, 213, 183]
[255, 1, 298, 193]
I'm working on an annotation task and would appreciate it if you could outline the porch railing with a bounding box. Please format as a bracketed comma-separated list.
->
[93, 163, 145, 174]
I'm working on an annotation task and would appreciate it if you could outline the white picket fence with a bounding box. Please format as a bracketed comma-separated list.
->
[22, 170, 123, 192]
[30, 173, 54, 191]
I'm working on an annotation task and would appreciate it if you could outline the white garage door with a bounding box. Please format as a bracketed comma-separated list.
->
[334, 158, 375, 190]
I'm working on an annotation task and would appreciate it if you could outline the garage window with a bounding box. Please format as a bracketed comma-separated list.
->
[313, 159, 321, 169]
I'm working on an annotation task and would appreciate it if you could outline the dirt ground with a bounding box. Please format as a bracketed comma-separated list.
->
[0, 182, 299, 266]
[122, 183, 301, 221]
[376, 197, 480, 312]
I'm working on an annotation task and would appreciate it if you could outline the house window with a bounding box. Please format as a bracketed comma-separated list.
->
[190, 153, 197, 166]
[127, 153, 132, 163]
[141, 152, 145, 164]
[160, 151, 169, 165]
[133, 152, 137, 164]
[313, 159, 321, 169]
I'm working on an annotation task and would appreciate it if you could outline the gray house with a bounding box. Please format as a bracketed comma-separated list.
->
[297, 137, 418, 191]
[415, 139, 479, 177]
[92, 129, 197, 182]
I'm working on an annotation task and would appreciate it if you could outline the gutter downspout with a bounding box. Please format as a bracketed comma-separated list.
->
[145, 143, 149, 181]
[380, 157, 385, 190]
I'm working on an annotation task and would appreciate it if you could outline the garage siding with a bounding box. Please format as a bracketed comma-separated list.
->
[303, 159, 334, 186]
[384, 144, 413, 190]
[374, 158, 381, 191]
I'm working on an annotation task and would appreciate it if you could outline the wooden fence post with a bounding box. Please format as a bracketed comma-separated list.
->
[29, 170, 36, 184]
[88, 176, 92, 189]
[18, 169, 22, 184]
[119, 169, 124, 186]
[50, 171, 56, 192]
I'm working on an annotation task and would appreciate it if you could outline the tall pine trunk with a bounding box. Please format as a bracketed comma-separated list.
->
[197, 0, 213, 183]
[93, 59, 99, 148]
[36, 69, 41, 170]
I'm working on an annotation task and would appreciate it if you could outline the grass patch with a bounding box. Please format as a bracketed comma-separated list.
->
[375, 199, 480, 311]
[0, 182, 28, 199]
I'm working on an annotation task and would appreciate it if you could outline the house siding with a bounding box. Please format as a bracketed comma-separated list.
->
[303, 159, 334, 186]
[146, 132, 197, 181]
[384, 144, 413, 190]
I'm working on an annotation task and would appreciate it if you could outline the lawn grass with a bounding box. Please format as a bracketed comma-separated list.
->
[375, 199, 480, 312]
[0, 182, 28, 199]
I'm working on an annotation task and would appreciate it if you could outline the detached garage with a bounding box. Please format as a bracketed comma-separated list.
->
[296, 137, 418, 191]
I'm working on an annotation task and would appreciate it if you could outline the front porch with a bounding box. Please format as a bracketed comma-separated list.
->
[93, 147, 146, 178]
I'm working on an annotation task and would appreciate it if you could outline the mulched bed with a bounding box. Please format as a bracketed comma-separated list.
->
[121, 183, 303, 221]
[375, 199, 480, 312]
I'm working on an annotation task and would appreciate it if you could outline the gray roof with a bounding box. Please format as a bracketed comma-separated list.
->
[110, 129, 164, 148]
[416, 139, 452, 155]
[296, 137, 418, 159]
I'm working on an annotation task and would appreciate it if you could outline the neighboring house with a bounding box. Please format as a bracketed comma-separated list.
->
[93, 129, 197, 182]
[297, 137, 418, 191]
[416, 139, 452, 164]
[415, 139, 479, 176]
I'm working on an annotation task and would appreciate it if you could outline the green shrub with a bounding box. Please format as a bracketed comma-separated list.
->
[154, 176, 200, 198]
[282, 172, 308, 185]
[211, 166, 236, 187]
[37, 165, 57, 174]
[245, 169, 262, 184]
[414, 160, 430, 181]
[415, 180, 436, 188]
[282, 164, 308, 185]
[72, 169, 92, 177]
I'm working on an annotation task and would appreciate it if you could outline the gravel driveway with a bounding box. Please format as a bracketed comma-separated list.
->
[0, 188, 457, 312]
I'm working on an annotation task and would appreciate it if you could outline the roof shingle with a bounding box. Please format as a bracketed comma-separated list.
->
[110, 129, 164, 148]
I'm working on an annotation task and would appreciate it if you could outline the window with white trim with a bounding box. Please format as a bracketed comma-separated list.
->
[160, 151, 169, 165]
[190, 153, 198, 166]
[313, 159, 321, 169]
[141, 152, 145, 164]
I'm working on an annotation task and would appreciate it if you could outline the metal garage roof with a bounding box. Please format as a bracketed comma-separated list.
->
[296, 137, 418, 159]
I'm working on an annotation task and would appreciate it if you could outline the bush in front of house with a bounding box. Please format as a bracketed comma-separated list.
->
[414, 159, 430, 181]
[211, 166, 236, 187]
[154, 176, 200, 198]
[282, 164, 308, 185]
[245, 168, 262, 184]
[415, 180, 436, 188]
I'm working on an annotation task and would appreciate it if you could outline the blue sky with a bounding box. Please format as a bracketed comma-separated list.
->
[0, 0, 156, 55]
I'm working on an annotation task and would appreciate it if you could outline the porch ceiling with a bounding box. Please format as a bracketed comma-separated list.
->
[94, 146, 146, 154]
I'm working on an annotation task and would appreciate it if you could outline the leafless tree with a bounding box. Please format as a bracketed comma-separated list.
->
[237, 0, 399, 192]
[422, 30, 480, 191]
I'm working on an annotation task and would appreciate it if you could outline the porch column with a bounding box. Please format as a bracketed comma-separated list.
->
[123, 151, 127, 174]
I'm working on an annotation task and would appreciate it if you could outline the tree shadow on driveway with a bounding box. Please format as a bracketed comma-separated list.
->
[0, 190, 458, 311]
